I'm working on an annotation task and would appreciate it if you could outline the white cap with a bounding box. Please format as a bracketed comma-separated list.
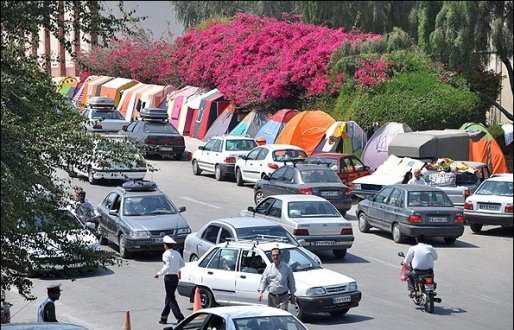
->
[163, 235, 176, 244]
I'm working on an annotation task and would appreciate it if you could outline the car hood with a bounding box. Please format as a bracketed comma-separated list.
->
[122, 214, 190, 230]
[28, 229, 99, 255]
[353, 174, 403, 185]
[295, 267, 355, 287]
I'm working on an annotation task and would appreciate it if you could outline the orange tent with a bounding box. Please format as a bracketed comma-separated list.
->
[275, 110, 335, 155]
[469, 138, 510, 174]
[80, 75, 113, 107]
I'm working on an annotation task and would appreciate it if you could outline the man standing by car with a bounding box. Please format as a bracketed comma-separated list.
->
[408, 168, 427, 185]
[75, 189, 97, 227]
[37, 284, 61, 322]
[258, 248, 296, 310]
[403, 235, 438, 297]
[154, 236, 185, 325]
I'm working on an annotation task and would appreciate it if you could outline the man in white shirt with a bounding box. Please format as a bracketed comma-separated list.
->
[408, 168, 427, 185]
[154, 236, 185, 325]
[403, 235, 438, 297]
[258, 248, 296, 310]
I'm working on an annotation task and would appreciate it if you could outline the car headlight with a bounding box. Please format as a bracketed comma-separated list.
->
[347, 282, 358, 291]
[177, 228, 191, 235]
[353, 183, 361, 190]
[129, 230, 150, 238]
[306, 287, 327, 296]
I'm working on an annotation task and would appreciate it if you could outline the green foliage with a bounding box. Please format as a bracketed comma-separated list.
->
[487, 123, 505, 139]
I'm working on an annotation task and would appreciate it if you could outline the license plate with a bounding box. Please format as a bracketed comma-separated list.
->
[425, 284, 434, 290]
[315, 241, 337, 246]
[333, 296, 351, 304]
[429, 217, 447, 223]
[478, 203, 500, 211]
[321, 191, 339, 197]
[152, 238, 163, 244]
[159, 147, 173, 151]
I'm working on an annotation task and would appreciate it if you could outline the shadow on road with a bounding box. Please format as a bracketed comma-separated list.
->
[303, 312, 374, 325]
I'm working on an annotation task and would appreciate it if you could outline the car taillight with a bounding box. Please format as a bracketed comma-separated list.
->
[293, 229, 309, 235]
[340, 227, 353, 235]
[298, 187, 313, 195]
[408, 214, 422, 223]
[178, 271, 181, 280]
[344, 187, 352, 195]
[92, 123, 102, 129]
[144, 138, 157, 144]
[454, 214, 464, 223]
[225, 156, 236, 163]
[464, 189, 470, 199]
[424, 277, 434, 284]
[464, 202, 473, 210]
[506, 204, 513, 213]
[267, 163, 279, 170]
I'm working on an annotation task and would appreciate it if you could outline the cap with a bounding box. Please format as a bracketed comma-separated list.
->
[163, 235, 176, 244]
[47, 284, 62, 293]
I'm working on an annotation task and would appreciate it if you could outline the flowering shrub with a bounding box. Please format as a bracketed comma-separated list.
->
[354, 58, 394, 89]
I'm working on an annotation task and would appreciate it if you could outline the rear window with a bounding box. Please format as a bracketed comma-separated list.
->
[91, 109, 124, 120]
[300, 169, 341, 183]
[225, 139, 257, 151]
[407, 191, 453, 207]
[235, 226, 295, 243]
[273, 149, 307, 162]
[143, 122, 179, 134]
[475, 180, 513, 196]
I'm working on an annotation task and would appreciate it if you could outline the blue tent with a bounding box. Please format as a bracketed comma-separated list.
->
[254, 109, 298, 144]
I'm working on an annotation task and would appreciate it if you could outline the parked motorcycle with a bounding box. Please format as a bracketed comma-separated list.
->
[398, 251, 441, 313]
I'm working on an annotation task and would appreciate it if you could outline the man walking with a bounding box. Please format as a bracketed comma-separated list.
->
[154, 236, 185, 325]
[37, 284, 61, 322]
[258, 247, 296, 310]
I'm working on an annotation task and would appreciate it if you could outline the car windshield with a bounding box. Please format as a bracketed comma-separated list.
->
[475, 180, 513, 196]
[90, 109, 124, 120]
[264, 248, 321, 271]
[33, 209, 82, 230]
[407, 191, 453, 207]
[143, 122, 179, 134]
[233, 315, 307, 330]
[300, 169, 341, 183]
[225, 139, 257, 151]
[273, 149, 307, 162]
[236, 226, 298, 245]
[288, 201, 340, 217]
[123, 195, 176, 216]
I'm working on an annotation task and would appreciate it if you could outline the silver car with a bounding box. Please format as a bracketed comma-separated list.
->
[81, 97, 129, 133]
[96, 180, 191, 258]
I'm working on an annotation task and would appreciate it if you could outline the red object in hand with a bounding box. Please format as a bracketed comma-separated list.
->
[400, 263, 409, 282]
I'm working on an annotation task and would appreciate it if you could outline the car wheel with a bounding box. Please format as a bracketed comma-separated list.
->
[236, 168, 244, 186]
[254, 189, 264, 204]
[329, 308, 350, 317]
[198, 287, 216, 308]
[392, 223, 405, 243]
[190, 254, 199, 262]
[192, 160, 202, 175]
[470, 223, 483, 233]
[214, 165, 224, 181]
[358, 212, 371, 233]
[99, 232, 108, 245]
[294, 301, 307, 321]
[118, 234, 133, 259]
[333, 249, 347, 258]
[444, 236, 457, 244]
[88, 167, 98, 185]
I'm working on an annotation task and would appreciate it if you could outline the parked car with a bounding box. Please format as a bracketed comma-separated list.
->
[192, 135, 258, 181]
[173, 305, 308, 330]
[356, 184, 465, 244]
[70, 135, 147, 185]
[178, 240, 362, 321]
[118, 108, 185, 160]
[96, 180, 191, 258]
[241, 194, 354, 258]
[81, 96, 129, 133]
[234, 144, 307, 186]
[182, 216, 321, 265]
[464, 173, 513, 232]
[253, 163, 352, 215]
[305, 153, 370, 186]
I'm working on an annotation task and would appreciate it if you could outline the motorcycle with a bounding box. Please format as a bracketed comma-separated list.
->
[398, 251, 441, 313]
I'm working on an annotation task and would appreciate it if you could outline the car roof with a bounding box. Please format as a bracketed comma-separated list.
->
[221, 240, 296, 251]
[487, 173, 513, 181]
[309, 153, 354, 158]
[290, 163, 333, 170]
[212, 135, 255, 141]
[390, 184, 446, 191]
[266, 194, 327, 202]
[197, 305, 294, 318]
[262, 144, 305, 151]
[210, 216, 282, 228]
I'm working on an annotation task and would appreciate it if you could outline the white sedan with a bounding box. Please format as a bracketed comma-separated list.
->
[241, 194, 354, 258]
[235, 144, 307, 185]
[464, 173, 513, 232]
[173, 305, 308, 330]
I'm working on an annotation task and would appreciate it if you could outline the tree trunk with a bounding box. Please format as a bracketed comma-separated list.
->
[469, 86, 514, 121]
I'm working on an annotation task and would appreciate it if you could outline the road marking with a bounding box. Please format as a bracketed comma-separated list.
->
[367, 256, 399, 269]
[181, 197, 221, 209]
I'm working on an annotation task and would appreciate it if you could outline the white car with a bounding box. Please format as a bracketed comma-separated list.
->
[81, 97, 129, 133]
[71, 135, 147, 185]
[464, 173, 513, 232]
[235, 144, 307, 185]
[173, 305, 307, 330]
[241, 194, 354, 258]
[192, 135, 258, 181]
[178, 240, 362, 321]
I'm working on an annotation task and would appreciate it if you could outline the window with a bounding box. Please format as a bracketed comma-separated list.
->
[387, 189, 404, 207]
[202, 225, 221, 243]
[283, 168, 295, 182]
[219, 227, 232, 243]
[82, 109, 89, 118]
[270, 167, 287, 179]
[255, 198, 275, 214]
[256, 148, 269, 160]
[212, 139, 222, 152]
[91, 109, 124, 120]
[375, 187, 393, 204]
[203, 139, 217, 151]
[143, 122, 179, 134]
[240, 250, 266, 274]
[226, 139, 257, 151]
[103, 193, 118, 209]
[245, 148, 261, 160]
[268, 199, 282, 217]
[125, 122, 137, 132]
[206, 248, 239, 271]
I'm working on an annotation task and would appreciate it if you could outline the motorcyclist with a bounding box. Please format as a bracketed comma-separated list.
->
[75, 189, 98, 228]
[403, 234, 438, 297]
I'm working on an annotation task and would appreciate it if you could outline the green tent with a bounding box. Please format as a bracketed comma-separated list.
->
[459, 122, 493, 139]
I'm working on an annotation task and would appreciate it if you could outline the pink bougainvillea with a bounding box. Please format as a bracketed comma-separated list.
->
[354, 58, 394, 89]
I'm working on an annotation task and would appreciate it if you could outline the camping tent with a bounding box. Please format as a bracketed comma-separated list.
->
[178, 88, 207, 136]
[73, 75, 97, 109]
[229, 110, 269, 138]
[80, 76, 113, 108]
[116, 83, 148, 120]
[139, 85, 165, 109]
[275, 110, 335, 155]
[99, 78, 138, 107]
[191, 89, 227, 140]
[389, 130, 469, 160]
[460, 122, 510, 174]
[254, 109, 298, 144]
[157, 85, 176, 110]
[313, 121, 368, 157]
[361, 122, 412, 170]
[167, 86, 202, 131]
[203, 103, 239, 141]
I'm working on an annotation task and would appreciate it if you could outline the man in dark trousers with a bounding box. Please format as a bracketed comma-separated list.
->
[154, 236, 185, 325]
[37, 284, 61, 322]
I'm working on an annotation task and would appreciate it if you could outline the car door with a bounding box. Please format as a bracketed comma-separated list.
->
[197, 138, 217, 172]
[381, 188, 404, 230]
[98, 192, 122, 241]
[367, 187, 394, 228]
[208, 139, 223, 173]
[240, 147, 262, 181]
[262, 167, 288, 197]
[201, 247, 240, 303]
[235, 249, 268, 304]
[274, 167, 296, 195]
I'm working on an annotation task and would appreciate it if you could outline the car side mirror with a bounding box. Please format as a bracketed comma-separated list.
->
[179, 206, 186, 213]
[108, 209, 118, 216]
[198, 146, 205, 150]
[247, 206, 256, 213]
[398, 251, 405, 257]
[262, 174, 270, 180]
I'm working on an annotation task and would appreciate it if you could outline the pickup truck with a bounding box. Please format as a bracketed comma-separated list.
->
[352, 155, 490, 208]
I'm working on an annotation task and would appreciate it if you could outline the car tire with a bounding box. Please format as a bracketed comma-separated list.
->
[88, 167, 98, 185]
[392, 223, 405, 243]
[118, 234, 133, 259]
[358, 212, 371, 233]
[99, 231, 108, 245]
[333, 249, 347, 258]
[254, 189, 264, 204]
[329, 308, 350, 317]
[214, 165, 224, 181]
[190, 254, 199, 262]
[198, 287, 216, 308]
[444, 236, 457, 244]
[294, 301, 307, 321]
[192, 160, 202, 175]
[236, 168, 244, 186]
[470, 223, 483, 233]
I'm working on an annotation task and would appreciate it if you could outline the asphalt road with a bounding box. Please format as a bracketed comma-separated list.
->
[6, 138, 513, 330]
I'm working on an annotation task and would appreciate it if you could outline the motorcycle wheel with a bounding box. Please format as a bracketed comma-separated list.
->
[424, 293, 434, 313]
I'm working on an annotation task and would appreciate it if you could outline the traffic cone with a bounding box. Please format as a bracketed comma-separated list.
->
[123, 310, 131, 330]
[193, 287, 202, 311]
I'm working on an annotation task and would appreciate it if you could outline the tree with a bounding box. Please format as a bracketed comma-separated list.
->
[1, 1, 141, 299]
